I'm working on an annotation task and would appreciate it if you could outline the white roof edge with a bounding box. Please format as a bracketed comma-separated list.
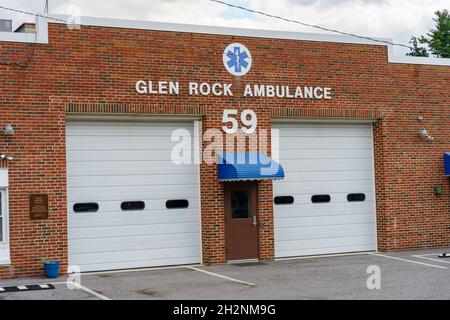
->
[0, 14, 449, 67]
[48, 14, 391, 46]
[387, 45, 450, 66]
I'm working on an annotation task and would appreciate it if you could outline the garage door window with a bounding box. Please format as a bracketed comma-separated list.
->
[311, 195, 331, 203]
[347, 193, 366, 202]
[121, 201, 145, 211]
[73, 203, 99, 213]
[274, 196, 294, 205]
[166, 200, 189, 209]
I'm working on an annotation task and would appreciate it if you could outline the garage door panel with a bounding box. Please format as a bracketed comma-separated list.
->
[280, 148, 372, 160]
[68, 210, 200, 227]
[67, 122, 193, 136]
[282, 159, 373, 172]
[276, 223, 376, 241]
[276, 244, 376, 258]
[275, 206, 375, 219]
[70, 246, 200, 266]
[274, 171, 374, 182]
[277, 136, 371, 149]
[69, 221, 200, 239]
[274, 180, 374, 194]
[68, 184, 198, 200]
[274, 123, 376, 258]
[276, 235, 376, 252]
[68, 173, 198, 188]
[67, 135, 182, 151]
[67, 121, 201, 272]
[275, 124, 372, 137]
[69, 233, 200, 255]
[67, 161, 198, 176]
[276, 213, 376, 228]
[68, 150, 176, 162]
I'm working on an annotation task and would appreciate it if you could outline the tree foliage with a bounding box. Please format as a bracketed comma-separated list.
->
[408, 9, 450, 58]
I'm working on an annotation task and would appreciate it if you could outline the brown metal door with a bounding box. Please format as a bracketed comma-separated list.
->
[224, 182, 259, 261]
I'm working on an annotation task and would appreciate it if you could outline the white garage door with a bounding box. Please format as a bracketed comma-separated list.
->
[67, 121, 201, 272]
[273, 123, 377, 258]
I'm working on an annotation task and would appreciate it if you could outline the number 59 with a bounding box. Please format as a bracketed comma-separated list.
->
[222, 109, 257, 134]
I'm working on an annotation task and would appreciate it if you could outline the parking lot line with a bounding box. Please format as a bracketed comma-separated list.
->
[412, 255, 450, 264]
[415, 253, 449, 257]
[370, 253, 448, 269]
[49, 281, 111, 300]
[186, 266, 256, 286]
[74, 283, 111, 301]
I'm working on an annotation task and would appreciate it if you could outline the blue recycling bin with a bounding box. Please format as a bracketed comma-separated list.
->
[44, 261, 60, 278]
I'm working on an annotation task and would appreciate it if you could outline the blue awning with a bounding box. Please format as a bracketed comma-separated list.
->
[445, 152, 450, 176]
[218, 152, 285, 182]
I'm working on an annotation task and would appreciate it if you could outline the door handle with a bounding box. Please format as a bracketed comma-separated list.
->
[252, 216, 257, 227]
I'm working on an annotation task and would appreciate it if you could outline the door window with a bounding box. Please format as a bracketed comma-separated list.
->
[231, 191, 251, 219]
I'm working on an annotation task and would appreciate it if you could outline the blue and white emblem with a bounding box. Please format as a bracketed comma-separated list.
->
[223, 43, 252, 77]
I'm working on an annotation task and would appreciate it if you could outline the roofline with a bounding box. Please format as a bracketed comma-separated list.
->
[49, 14, 393, 47]
[0, 14, 449, 66]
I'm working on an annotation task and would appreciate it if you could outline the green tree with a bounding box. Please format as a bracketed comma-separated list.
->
[408, 9, 450, 58]
[407, 36, 429, 57]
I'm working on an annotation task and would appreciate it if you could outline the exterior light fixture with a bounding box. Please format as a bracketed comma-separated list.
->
[4, 124, 14, 135]
[420, 129, 428, 137]
[0, 154, 13, 161]
[417, 116, 424, 122]
[427, 136, 435, 142]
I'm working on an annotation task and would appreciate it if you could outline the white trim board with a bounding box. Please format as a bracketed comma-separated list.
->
[0, 14, 449, 66]
[0, 170, 8, 188]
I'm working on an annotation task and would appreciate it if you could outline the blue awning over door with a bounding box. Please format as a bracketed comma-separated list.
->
[218, 152, 285, 182]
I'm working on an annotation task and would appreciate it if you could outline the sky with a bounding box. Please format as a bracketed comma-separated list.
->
[0, 0, 448, 56]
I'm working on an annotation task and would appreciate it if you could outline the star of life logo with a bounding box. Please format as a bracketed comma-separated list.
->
[223, 43, 252, 77]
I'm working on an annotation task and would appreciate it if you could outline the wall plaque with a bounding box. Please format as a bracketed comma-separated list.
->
[30, 194, 49, 220]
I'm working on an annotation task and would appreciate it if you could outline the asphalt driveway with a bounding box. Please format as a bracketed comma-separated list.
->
[1, 248, 449, 300]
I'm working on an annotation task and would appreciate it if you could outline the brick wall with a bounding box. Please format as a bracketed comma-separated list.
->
[0, 22, 449, 278]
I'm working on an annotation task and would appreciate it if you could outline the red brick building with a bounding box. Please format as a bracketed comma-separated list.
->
[0, 15, 449, 278]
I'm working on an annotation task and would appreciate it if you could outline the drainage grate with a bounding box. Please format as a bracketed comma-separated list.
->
[0, 284, 55, 293]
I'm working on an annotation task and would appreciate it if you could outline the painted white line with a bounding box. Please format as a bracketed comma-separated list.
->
[17, 286, 27, 290]
[276, 251, 373, 261]
[186, 266, 256, 287]
[370, 253, 448, 269]
[48, 281, 111, 300]
[39, 284, 50, 289]
[413, 255, 450, 265]
[81, 264, 203, 276]
[0, 288, 5, 292]
[416, 253, 449, 257]
[73, 283, 111, 301]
